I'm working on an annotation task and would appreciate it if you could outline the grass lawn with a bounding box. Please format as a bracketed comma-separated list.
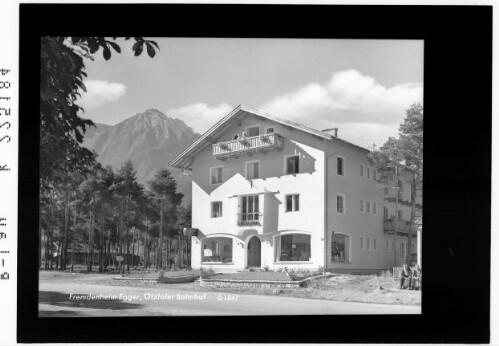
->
[214, 271, 292, 281]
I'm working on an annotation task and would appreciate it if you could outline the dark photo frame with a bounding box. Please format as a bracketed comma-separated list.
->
[18, 3, 491, 344]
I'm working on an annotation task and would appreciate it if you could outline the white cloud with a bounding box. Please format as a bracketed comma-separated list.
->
[167, 102, 233, 133]
[165, 70, 421, 147]
[329, 122, 400, 149]
[79, 80, 127, 109]
[260, 69, 422, 126]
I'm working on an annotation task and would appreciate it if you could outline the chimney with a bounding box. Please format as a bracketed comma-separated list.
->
[322, 127, 338, 137]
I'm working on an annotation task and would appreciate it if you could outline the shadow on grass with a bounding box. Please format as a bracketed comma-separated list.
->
[39, 291, 143, 310]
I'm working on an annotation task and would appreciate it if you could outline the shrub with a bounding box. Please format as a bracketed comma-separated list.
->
[379, 269, 393, 280]
[200, 267, 215, 278]
[286, 268, 297, 281]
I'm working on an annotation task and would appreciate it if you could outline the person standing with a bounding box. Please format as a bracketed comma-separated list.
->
[411, 265, 422, 290]
[399, 263, 412, 289]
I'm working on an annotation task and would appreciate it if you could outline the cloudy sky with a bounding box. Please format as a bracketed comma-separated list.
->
[80, 38, 423, 149]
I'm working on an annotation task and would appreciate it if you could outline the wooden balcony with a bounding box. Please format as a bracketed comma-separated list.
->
[213, 133, 284, 159]
[383, 218, 413, 234]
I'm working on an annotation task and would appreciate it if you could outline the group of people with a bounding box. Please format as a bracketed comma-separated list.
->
[399, 261, 422, 290]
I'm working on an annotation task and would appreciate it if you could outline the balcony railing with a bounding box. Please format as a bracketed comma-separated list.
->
[237, 212, 262, 226]
[213, 133, 284, 159]
[383, 218, 413, 234]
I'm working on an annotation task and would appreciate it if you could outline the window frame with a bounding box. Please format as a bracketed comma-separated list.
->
[336, 193, 346, 214]
[201, 236, 234, 264]
[397, 209, 403, 220]
[245, 160, 260, 180]
[245, 125, 260, 137]
[210, 165, 223, 185]
[211, 201, 223, 218]
[400, 241, 406, 258]
[367, 166, 371, 179]
[360, 163, 365, 177]
[360, 236, 365, 251]
[274, 232, 312, 263]
[331, 233, 351, 263]
[360, 199, 365, 213]
[240, 194, 260, 221]
[373, 238, 377, 251]
[285, 194, 300, 212]
[372, 201, 378, 215]
[337, 155, 345, 176]
[264, 126, 275, 134]
[366, 200, 371, 214]
[284, 154, 300, 175]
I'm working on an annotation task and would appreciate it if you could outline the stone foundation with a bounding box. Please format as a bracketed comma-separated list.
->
[200, 273, 331, 289]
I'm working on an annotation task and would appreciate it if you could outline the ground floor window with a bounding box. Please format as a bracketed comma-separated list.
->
[275, 234, 311, 261]
[331, 233, 350, 262]
[202, 237, 233, 263]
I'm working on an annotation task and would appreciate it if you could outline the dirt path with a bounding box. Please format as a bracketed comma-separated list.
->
[39, 280, 420, 317]
[40, 271, 421, 307]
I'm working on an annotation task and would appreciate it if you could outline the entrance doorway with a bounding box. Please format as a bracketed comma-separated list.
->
[247, 236, 261, 267]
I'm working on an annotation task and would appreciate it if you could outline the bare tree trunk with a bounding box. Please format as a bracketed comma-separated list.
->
[62, 195, 70, 270]
[125, 196, 130, 273]
[71, 208, 76, 272]
[119, 199, 124, 273]
[394, 167, 399, 268]
[179, 233, 182, 268]
[132, 227, 136, 268]
[144, 220, 148, 268]
[99, 209, 105, 272]
[406, 172, 418, 264]
[87, 208, 94, 272]
[39, 222, 42, 269]
[157, 197, 164, 270]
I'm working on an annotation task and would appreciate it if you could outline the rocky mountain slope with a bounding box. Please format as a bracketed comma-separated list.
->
[83, 109, 200, 205]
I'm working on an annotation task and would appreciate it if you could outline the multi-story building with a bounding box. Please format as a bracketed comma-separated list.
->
[169, 105, 422, 272]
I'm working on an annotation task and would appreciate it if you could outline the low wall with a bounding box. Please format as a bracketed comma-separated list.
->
[200, 273, 331, 289]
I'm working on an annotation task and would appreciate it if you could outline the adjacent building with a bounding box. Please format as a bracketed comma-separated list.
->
[169, 105, 421, 272]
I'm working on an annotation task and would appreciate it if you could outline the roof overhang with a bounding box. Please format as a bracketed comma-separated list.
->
[168, 105, 369, 170]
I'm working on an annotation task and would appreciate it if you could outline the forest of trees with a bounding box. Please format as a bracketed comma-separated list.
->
[40, 160, 191, 272]
[39, 37, 188, 273]
[368, 103, 423, 265]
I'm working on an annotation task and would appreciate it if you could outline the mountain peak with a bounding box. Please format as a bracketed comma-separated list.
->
[82, 108, 201, 205]
[143, 108, 165, 116]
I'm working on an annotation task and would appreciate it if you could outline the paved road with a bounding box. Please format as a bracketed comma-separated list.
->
[39, 281, 421, 316]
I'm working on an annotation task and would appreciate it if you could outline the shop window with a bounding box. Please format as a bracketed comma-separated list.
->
[202, 237, 233, 263]
[275, 234, 311, 262]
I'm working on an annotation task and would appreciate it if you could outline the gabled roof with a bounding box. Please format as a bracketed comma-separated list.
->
[168, 105, 369, 170]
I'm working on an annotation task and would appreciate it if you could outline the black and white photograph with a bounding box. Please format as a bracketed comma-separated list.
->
[38, 36, 423, 317]
[3, 2, 492, 344]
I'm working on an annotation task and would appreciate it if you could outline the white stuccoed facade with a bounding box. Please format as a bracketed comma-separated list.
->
[170, 106, 421, 273]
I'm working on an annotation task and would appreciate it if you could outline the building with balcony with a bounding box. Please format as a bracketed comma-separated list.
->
[169, 105, 422, 272]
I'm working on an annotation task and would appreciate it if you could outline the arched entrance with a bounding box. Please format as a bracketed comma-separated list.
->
[247, 236, 261, 268]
